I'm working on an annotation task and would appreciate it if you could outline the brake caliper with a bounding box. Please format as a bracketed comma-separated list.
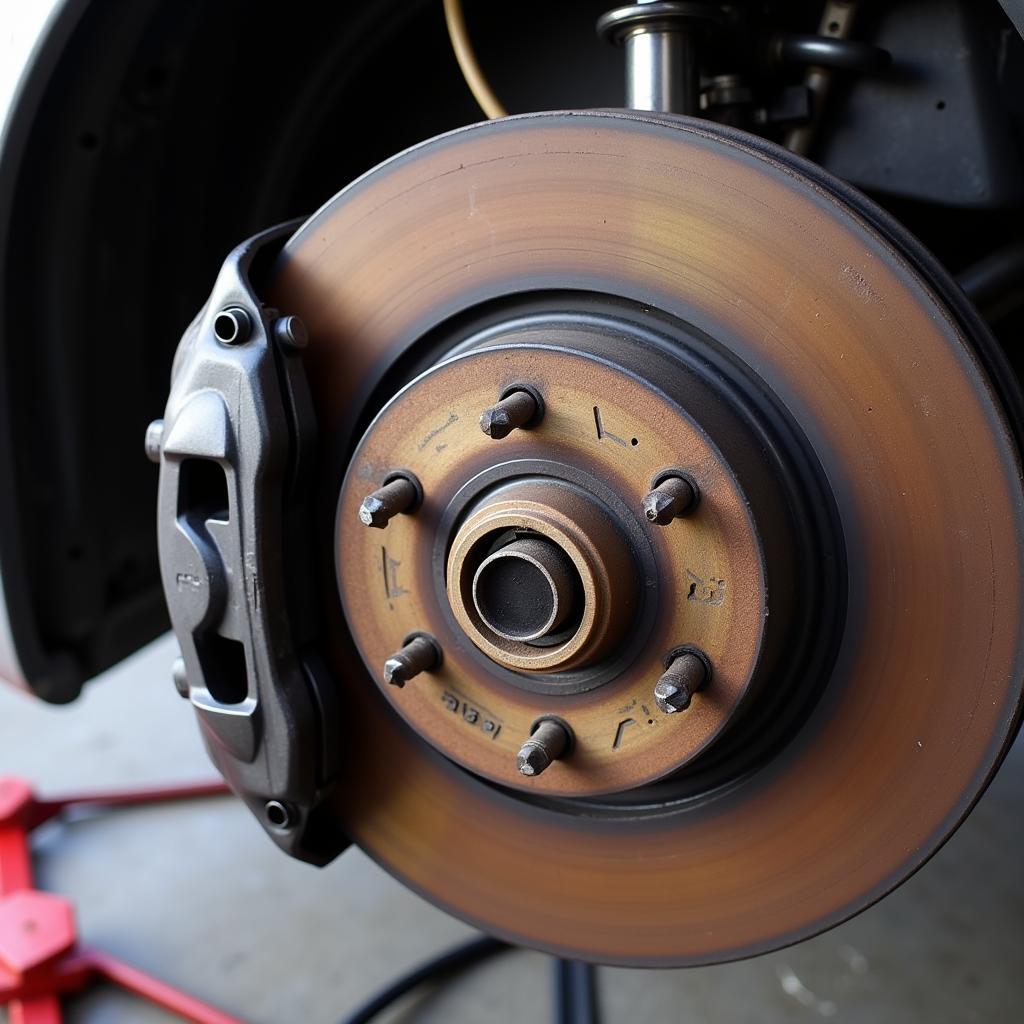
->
[149, 223, 342, 865]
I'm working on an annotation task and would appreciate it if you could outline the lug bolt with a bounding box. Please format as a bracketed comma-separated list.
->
[213, 306, 252, 345]
[642, 475, 698, 525]
[144, 419, 164, 464]
[359, 474, 420, 529]
[516, 719, 571, 777]
[480, 389, 540, 439]
[654, 651, 708, 713]
[383, 634, 441, 687]
[273, 314, 308, 351]
[172, 656, 189, 698]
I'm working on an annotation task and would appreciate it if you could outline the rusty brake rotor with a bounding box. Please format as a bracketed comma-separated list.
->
[266, 110, 1024, 965]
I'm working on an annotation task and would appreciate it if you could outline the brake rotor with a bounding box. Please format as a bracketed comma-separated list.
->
[266, 110, 1024, 965]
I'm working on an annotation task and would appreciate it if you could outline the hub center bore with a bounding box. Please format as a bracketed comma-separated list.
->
[472, 535, 580, 643]
[446, 478, 637, 674]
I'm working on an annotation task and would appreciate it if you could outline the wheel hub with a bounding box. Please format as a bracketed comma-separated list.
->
[335, 315, 818, 798]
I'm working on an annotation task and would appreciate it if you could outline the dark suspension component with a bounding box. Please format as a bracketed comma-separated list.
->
[598, 2, 726, 114]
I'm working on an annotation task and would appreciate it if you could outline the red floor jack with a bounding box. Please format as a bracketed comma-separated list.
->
[0, 775, 244, 1024]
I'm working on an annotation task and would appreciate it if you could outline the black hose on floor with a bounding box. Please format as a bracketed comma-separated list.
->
[338, 934, 509, 1024]
[555, 958, 602, 1024]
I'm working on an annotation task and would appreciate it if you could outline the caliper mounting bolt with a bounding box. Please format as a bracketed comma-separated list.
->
[654, 651, 709, 713]
[144, 419, 164, 464]
[516, 718, 572, 777]
[383, 634, 442, 687]
[273, 314, 309, 351]
[171, 656, 189, 698]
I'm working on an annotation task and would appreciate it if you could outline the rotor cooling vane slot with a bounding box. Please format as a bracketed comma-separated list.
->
[160, 110, 1024, 966]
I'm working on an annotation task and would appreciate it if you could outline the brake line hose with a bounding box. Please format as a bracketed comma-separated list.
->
[443, 0, 508, 118]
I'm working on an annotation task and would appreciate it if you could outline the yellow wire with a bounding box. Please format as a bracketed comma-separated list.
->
[443, 0, 508, 119]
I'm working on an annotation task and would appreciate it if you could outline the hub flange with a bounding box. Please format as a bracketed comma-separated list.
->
[335, 325, 802, 798]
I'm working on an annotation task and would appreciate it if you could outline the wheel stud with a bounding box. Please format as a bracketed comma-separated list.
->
[516, 719, 571, 777]
[642, 475, 697, 525]
[654, 651, 708, 713]
[383, 634, 441, 687]
[480, 389, 540, 439]
[359, 475, 420, 528]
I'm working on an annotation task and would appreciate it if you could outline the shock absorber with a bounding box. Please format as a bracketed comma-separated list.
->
[597, 1, 726, 114]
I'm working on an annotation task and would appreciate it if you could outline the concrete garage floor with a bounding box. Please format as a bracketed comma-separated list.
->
[1, 635, 1022, 1024]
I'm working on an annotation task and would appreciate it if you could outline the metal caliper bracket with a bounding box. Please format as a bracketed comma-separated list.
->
[153, 222, 344, 865]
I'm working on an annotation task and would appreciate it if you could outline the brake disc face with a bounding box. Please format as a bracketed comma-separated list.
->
[262, 110, 1024, 965]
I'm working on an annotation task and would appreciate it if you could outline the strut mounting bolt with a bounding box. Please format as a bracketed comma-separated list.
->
[273, 315, 308, 351]
[171, 656, 189, 698]
[213, 306, 252, 345]
[516, 719, 572, 777]
[144, 419, 164, 463]
[359, 475, 420, 529]
[480, 389, 540, 439]
[654, 651, 708, 713]
[383, 634, 441, 687]
[642, 475, 698, 525]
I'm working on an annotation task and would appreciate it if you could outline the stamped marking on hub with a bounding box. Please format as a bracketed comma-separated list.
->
[381, 547, 408, 606]
[612, 718, 638, 749]
[593, 406, 637, 449]
[612, 711, 659, 749]
[417, 412, 459, 452]
[441, 689, 502, 740]
[686, 569, 727, 606]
